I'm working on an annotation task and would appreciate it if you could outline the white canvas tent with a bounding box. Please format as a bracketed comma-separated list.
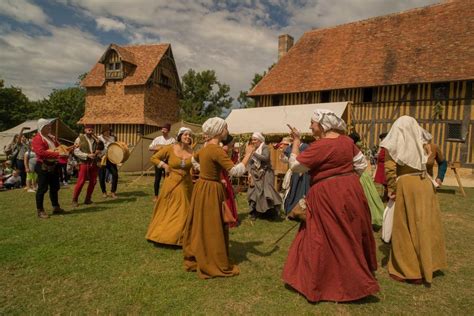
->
[120, 120, 202, 172]
[225, 102, 350, 135]
[0, 119, 77, 159]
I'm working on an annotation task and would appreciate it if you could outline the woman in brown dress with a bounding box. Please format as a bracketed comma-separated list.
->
[381, 116, 447, 284]
[183, 117, 255, 279]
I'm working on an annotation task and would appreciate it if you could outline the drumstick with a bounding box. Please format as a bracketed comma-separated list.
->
[271, 222, 299, 246]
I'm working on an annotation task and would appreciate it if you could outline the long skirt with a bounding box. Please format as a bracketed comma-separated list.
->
[183, 179, 239, 279]
[359, 171, 384, 227]
[282, 174, 379, 302]
[388, 175, 447, 282]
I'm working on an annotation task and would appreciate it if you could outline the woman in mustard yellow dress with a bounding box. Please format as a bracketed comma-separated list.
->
[183, 117, 255, 279]
[146, 128, 198, 246]
[381, 116, 447, 284]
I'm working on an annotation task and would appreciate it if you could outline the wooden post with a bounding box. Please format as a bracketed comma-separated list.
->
[449, 161, 466, 197]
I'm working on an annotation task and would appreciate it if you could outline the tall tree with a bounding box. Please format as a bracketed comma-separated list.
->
[32, 87, 86, 133]
[180, 69, 233, 123]
[237, 70, 269, 108]
[0, 79, 31, 131]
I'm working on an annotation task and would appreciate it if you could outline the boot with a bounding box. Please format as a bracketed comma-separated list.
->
[52, 206, 66, 215]
[84, 199, 93, 205]
[72, 200, 79, 208]
[37, 209, 49, 219]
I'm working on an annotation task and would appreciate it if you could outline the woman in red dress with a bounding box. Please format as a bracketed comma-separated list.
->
[221, 135, 239, 227]
[282, 109, 379, 302]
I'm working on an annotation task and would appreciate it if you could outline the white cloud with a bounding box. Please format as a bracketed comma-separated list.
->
[95, 16, 126, 32]
[0, 25, 105, 99]
[0, 0, 49, 26]
[1, 0, 441, 100]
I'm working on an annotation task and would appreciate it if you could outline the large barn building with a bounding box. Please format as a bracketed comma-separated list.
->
[80, 43, 181, 146]
[249, 0, 474, 167]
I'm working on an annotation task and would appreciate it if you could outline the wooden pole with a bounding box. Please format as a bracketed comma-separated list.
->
[449, 162, 466, 197]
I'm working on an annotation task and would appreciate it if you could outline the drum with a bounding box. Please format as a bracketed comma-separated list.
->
[107, 141, 130, 164]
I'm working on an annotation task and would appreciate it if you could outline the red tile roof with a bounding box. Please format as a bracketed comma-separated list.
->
[81, 43, 170, 87]
[249, 0, 474, 96]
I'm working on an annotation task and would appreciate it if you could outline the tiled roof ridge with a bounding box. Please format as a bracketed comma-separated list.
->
[304, 1, 448, 36]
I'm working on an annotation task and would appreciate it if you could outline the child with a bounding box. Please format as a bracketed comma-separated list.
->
[24, 148, 38, 192]
[4, 170, 22, 189]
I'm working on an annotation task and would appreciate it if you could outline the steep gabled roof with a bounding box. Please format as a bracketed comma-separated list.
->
[249, 0, 474, 96]
[81, 43, 170, 87]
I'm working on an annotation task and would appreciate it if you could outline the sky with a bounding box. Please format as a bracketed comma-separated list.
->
[0, 0, 440, 101]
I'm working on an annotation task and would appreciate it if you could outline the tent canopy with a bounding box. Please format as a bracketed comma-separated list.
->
[225, 102, 350, 135]
[120, 120, 202, 172]
[0, 118, 77, 159]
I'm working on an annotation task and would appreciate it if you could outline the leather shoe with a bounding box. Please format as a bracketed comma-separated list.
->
[37, 210, 49, 219]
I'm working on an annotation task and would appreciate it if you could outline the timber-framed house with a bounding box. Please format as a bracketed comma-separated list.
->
[249, 0, 474, 167]
[80, 43, 181, 146]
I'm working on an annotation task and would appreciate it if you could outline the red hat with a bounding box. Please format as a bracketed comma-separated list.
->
[161, 123, 171, 130]
[84, 124, 94, 129]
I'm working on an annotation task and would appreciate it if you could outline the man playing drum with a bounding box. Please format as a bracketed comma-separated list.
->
[72, 124, 103, 207]
[149, 123, 175, 201]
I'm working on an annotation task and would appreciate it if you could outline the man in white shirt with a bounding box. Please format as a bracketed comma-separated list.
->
[72, 124, 103, 206]
[149, 123, 175, 201]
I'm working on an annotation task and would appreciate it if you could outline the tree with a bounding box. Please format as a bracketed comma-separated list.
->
[31, 87, 86, 133]
[237, 70, 270, 108]
[0, 79, 31, 131]
[179, 69, 233, 123]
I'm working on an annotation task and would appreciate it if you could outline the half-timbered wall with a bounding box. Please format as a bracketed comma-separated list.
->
[254, 80, 473, 166]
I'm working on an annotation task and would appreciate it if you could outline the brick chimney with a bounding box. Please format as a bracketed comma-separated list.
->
[278, 34, 294, 60]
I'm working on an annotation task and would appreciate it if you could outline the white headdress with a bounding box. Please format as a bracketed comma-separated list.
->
[177, 127, 192, 137]
[251, 132, 265, 143]
[311, 109, 346, 132]
[380, 116, 428, 171]
[202, 117, 227, 138]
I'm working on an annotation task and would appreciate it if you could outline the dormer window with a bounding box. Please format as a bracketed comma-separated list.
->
[105, 60, 123, 79]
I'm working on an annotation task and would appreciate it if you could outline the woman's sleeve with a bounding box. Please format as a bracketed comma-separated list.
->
[252, 145, 271, 163]
[384, 152, 397, 193]
[352, 145, 368, 175]
[432, 145, 447, 181]
[191, 157, 200, 171]
[293, 141, 318, 172]
[150, 145, 170, 166]
[215, 147, 246, 177]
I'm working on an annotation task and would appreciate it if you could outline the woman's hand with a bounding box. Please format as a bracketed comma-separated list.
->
[435, 178, 442, 186]
[388, 191, 396, 200]
[287, 124, 301, 141]
[245, 144, 255, 156]
[162, 163, 170, 176]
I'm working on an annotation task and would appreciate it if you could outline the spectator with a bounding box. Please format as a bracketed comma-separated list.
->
[24, 146, 38, 192]
[4, 170, 22, 189]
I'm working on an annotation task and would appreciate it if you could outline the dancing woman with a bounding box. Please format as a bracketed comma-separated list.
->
[183, 117, 254, 279]
[282, 109, 379, 302]
[146, 127, 197, 246]
[381, 116, 447, 284]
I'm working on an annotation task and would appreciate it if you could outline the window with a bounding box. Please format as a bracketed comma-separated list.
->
[446, 122, 463, 141]
[160, 74, 170, 87]
[432, 82, 449, 100]
[107, 63, 114, 70]
[362, 87, 374, 102]
[320, 90, 330, 103]
[272, 94, 282, 106]
[114, 62, 121, 70]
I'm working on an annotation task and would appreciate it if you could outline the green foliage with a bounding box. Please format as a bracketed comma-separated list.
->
[237, 69, 271, 109]
[0, 82, 31, 131]
[31, 87, 85, 133]
[179, 69, 233, 124]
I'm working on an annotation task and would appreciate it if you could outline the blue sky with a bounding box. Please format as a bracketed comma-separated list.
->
[0, 0, 439, 100]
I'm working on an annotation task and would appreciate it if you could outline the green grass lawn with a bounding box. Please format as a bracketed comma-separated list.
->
[1, 175, 473, 314]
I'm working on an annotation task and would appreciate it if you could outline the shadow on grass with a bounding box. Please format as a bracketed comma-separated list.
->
[437, 188, 456, 195]
[92, 197, 138, 205]
[61, 206, 110, 215]
[116, 190, 149, 197]
[229, 240, 279, 264]
[379, 242, 391, 267]
[146, 239, 182, 251]
[283, 284, 380, 305]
